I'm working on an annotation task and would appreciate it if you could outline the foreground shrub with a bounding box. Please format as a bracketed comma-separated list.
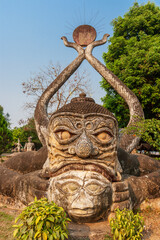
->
[13, 197, 70, 240]
[106, 208, 144, 240]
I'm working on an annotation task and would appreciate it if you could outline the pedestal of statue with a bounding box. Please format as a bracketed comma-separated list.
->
[68, 220, 110, 240]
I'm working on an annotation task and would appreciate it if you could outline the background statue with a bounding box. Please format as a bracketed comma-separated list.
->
[24, 136, 35, 152]
[12, 138, 23, 152]
[0, 25, 159, 223]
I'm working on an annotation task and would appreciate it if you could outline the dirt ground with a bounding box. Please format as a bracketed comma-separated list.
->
[0, 201, 159, 240]
[141, 207, 160, 240]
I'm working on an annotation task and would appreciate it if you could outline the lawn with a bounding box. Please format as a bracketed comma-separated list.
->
[0, 209, 15, 240]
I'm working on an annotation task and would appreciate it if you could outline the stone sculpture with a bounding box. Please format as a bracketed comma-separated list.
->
[0, 25, 159, 223]
[13, 138, 23, 152]
[24, 136, 35, 151]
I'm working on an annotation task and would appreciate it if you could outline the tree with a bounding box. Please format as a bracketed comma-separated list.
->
[0, 105, 12, 154]
[124, 117, 160, 152]
[0, 105, 11, 127]
[22, 62, 91, 115]
[101, 2, 160, 128]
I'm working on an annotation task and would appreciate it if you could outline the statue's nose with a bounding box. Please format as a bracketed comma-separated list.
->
[71, 189, 93, 209]
[75, 132, 92, 158]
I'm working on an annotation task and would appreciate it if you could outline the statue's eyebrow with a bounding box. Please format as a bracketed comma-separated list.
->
[85, 175, 109, 184]
[96, 120, 114, 130]
[52, 117, 76, 129]
[96, 122, 108, 128]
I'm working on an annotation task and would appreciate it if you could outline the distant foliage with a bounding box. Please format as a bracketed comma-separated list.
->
[0, 105, 12, 154]
[124, 118, 160, 152]
[101, 2, 160, 127]
[13, 197, 70, 240]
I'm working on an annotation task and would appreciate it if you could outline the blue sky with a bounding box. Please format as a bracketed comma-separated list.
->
[0, 0, 160, 128]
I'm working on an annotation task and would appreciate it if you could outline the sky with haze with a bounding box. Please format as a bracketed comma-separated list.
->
[0, 0, 160, 128]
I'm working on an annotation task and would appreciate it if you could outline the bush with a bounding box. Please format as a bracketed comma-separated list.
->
[124, 118, 160, 153]
[107, 208, 144, 240]
[0, 113, 12, 154]
[13, 197, 70, 240]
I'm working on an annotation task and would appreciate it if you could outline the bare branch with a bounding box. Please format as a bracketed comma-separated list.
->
[22, 62, 92, 115]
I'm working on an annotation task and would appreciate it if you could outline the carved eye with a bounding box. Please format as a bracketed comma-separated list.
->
[96, 131, 112, 143]
[55, 130, 72, 140]
[58, 182, 80, 195]
[85, 183, 105, 195]
[54, 127, 78, 144]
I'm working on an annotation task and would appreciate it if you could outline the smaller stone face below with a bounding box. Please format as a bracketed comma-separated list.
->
[47, 170, 112, 223]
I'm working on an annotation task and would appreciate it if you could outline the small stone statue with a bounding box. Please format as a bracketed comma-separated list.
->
[13, 138, 23, 152]
[24, 137, 35, 152]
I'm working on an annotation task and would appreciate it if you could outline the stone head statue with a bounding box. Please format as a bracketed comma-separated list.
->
[47, 93, 121, 176]
[45, 93, 123, 221]
[34, 25, 144, 222]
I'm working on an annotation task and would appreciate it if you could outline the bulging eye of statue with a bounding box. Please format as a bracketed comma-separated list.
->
[96, 131, 113, 143]
[56, 130, 72, 140]
[54, 128, 78, 144]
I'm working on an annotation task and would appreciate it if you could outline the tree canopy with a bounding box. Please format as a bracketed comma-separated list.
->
[101, 2, 160, 127]
[0, 105, 12, 154]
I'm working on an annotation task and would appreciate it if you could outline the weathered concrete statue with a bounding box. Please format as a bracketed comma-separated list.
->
[0, 25, 159, 223]
[24, 136, 35, 152]
[13, 138, 23, 152]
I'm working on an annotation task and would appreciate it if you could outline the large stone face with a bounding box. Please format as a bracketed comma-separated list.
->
[47, 113, 121, 176]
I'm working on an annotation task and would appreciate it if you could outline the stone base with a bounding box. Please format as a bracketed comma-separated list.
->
[68, 220, 110, 240]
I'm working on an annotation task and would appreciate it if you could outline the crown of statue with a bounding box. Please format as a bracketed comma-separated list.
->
[52, 93, 116, 119]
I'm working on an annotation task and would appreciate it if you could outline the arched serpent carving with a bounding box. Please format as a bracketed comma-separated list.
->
[34, 39, 85, 146]
[34, 27, 144, 152]
[85, 35, 144, 152]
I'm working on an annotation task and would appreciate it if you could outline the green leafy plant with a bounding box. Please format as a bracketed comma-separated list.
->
[101, 2, 160, 128]
[124, 117, 160, 153]
[104, 234, 112, 240]
[13, 197, 70, 240]
[0, 110, 13, 155]
[109, 208, 144, 240]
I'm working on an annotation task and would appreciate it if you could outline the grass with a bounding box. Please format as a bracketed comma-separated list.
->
[0, 211, 15, 240]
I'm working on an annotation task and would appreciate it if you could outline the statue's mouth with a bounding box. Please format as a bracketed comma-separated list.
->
[67, 207, 106, 222]
[68, 208, 96, 217]
[47, 162, 120, 182]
